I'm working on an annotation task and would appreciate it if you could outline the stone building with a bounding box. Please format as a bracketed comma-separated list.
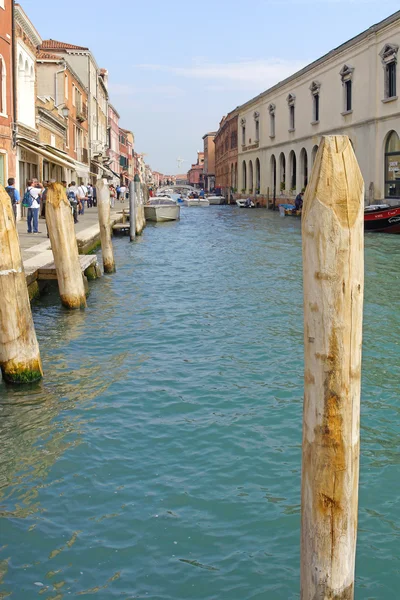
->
[39, 39, 109, 179]
[36, 51, 89, 183]
[237, 10, 400, 206]
[0, 0, 15, 187]
[108, 103, 120, 184]
[214, 109, 239, 200]
[187, 151, 204, 188]
[202, 132, 216, 192]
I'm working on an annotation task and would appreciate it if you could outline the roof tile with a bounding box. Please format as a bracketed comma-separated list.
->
[41, 39, 88, 51]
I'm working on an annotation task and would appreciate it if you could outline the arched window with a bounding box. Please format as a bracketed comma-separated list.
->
[255, 158, 261, 194]
[279, 153, 286, 192]
[242, 161, 247, 192]
[300, 148, 308, 189]
[249, 160, 254, 192]
[0, 55, 6, 115]
[385, 131, 400, 199]
[289, 150, 297, 192]
[270, 155, 277, 198]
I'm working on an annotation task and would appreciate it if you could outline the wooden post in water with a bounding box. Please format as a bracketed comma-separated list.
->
[0, 185, 43, 383]
[97, 179, 116, 273]
[301, 136, 364, 600]
[46, 182, 87, 309]
[129, 180, 136, 241]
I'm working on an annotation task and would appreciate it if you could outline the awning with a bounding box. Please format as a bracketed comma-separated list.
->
[73, 161, 90, 178]
[91, 160, 115, 179]
[17, 138, 76, 169]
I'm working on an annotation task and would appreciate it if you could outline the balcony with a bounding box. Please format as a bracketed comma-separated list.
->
[76, 102, 88, 123]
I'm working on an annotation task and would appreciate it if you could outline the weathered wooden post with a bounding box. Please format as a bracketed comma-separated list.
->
[46, 182, 87, 309]
[301, 136, 364, 600]
[134, 175, 146, 235]
[97, 179, 116, 273]
[129, 180, 136, 241]
[0, 185, 43, 383]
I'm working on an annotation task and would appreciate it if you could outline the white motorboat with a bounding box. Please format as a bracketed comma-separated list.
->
[184, 198, 210, 207]
[236, 199, 255, 208]
[144, 197, 180, 222]
[208, 195, 224, 205]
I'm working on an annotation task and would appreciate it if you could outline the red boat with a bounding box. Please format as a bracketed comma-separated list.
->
[364, 204, 400, 233]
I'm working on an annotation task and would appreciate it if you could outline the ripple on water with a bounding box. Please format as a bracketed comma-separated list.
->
[0, 207, 399, 598]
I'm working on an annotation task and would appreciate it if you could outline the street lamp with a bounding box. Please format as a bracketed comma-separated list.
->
[61, 106, 70, 119]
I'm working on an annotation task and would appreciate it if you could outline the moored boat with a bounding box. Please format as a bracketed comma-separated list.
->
[184, 198, 210, 207]
[144, 198, 180, 222]
[364, 204, 400, 233]
[236, 199, 255, 208]
[208, 195, 224, 205]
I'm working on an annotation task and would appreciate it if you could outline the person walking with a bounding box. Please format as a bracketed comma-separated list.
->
[67, 182, 79, 224]
[119, 184, 127, 203]
[5, 178, 20, 221]
[116, 184, 121, 201]
[110, 184, 116, 208]
[77, 182, 87, 215]
[25, 179, 43, 234]
[92, 184, 97, 207]
[87, 183, 93, 208]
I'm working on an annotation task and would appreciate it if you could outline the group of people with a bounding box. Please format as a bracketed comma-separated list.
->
[5, 178, 128, 234]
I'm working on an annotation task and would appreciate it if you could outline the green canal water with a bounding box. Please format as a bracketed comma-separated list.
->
[1, 207, 400, 599]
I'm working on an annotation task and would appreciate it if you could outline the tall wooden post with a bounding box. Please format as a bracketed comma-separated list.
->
[0, 185, 43, 383]
[129, 180, 136, 241]
[97, 179, 116, 272]
[301, 136, 364, 599]
[46, 183, 87, 309]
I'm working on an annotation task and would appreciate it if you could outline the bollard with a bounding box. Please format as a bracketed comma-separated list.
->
[97, 179, 116, 273]
[134, 179, 144, 235]
[129, 180, 136, 242]
[301, 136, 364, 600]
[0, 185, 43, 383]
[46, 183, 87, 309]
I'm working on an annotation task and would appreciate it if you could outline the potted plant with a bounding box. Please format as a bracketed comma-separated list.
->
[280, 181, 286, 193]
[241, 188, 246, 194]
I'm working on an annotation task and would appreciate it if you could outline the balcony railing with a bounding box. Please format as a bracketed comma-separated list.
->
[76, 102, 88, 123]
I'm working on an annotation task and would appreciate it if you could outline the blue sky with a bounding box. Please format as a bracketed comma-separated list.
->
[23, 0, 399, 174]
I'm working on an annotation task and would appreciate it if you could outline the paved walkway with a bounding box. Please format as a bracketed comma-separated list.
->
[18, 199, 129, 262]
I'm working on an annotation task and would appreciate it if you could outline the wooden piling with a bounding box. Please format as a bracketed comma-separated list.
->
[97, 179, 116, 273]
[301, 136, 364, 600]
[129, 181, 136, 241]
[46, 182, 87, 309]
[0, 185, 43, 383]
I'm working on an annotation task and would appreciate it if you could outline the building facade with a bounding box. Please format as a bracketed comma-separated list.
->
[108, 103, 120, 182]
[15, 3, 42, 200]
[237, 10, 400, 206]
[202, 132, 216, 191]
[187, 151, 204, 188]
[0, 0, 15, 187]
[215, 110, 238, 200]
[36, 52, 89, 182]
[39, 39, 109, 179]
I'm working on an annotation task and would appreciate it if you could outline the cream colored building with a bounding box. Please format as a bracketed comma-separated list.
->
[237, 10, 400, 205]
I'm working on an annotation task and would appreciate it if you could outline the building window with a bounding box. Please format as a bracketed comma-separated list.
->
[0, 55, 5, 115]
[269, 104, 275, 138]
[385, 130, 400, 199]
[50, 134, 56, 147]
[309, 81, 321, 123]
[231, 131, 237, 149]
[72, 85, 76, 106]
[65, 74, 68, 100]
[254, 111, 260, 142]
[340, 64, 354, 113]
[287, 94, 295, 131]
[380, 44, 399, 100]
[387, 62, 396, 98]
[345, 80, 352, 111]
[242, 126, 245, 145]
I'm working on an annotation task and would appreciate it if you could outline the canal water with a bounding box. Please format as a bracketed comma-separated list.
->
[0, 207, 400, 599]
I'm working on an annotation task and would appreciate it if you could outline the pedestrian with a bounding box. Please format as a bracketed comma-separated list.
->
[40, 181, 49, 219]
[77, 182, 87, 215]
[109, 184, 116, 208]
[87, 182, 93, 208]
[67, 181, 79, 223]
[5, 177, 20, 221]
[116, 184, 121, 201]
[24, 179, 43, 234]
[119, 184, 127, 203]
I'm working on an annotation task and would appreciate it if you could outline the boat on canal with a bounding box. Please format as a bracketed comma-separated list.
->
[184, 198, 210, 207]
[208, 195, 224, 205]
[144, 197, 180, 222]
[236, 199, 255, 208]
[364, 204, 400, 233]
